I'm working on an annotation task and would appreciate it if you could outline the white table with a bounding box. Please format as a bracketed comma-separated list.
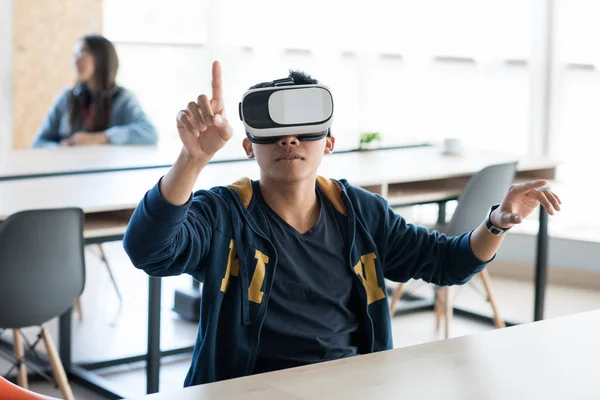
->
[0, 146, 559, 398]
[0, 146, 556, 218]
[133, 310, 600, 400]
[0, 142, 235, 181]
[0, 139, 429, 182]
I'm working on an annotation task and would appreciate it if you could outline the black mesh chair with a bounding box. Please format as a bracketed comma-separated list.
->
[0, 208, 85, 400]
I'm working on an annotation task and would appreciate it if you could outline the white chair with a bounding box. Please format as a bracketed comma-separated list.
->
[389, 162, 518, 338]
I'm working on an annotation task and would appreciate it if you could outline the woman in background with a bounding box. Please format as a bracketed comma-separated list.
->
[32, 34, 158, 147]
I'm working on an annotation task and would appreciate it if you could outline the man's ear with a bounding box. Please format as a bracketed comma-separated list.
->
[243, 138, 254, 158]
[324, 135, 335, 154]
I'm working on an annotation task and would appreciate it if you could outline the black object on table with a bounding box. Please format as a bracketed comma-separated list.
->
[172, 280, 202, 322]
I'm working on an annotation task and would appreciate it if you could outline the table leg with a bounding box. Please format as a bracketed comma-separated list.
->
[437, 201, 447, 225]
[147, 277, 161, 394]
[534, 205, 549, 321]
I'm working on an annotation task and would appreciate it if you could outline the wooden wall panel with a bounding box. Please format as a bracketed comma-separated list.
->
[12, 0, 102, 149]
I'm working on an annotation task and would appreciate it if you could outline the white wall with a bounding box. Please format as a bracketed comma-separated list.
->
[498, 235, 600, 274]
[0, 0, 12, 156]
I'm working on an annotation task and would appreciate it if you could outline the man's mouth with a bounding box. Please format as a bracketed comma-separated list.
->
[277, 154, 304, 161]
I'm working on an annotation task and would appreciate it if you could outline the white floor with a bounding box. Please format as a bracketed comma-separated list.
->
[1, 241, 599, 399]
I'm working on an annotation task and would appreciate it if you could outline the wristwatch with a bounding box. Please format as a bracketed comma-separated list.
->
[485, 204, 511, 236]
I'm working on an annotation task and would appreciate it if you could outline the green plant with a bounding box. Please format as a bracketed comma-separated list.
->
[359, 131, 381, 149]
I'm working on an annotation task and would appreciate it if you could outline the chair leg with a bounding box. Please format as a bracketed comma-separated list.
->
[40, 328, 75, 400]
[74, 297, 83, 321]
[434, 289, 443, 330]
[479, 269, 506, 328]
[96, 243, 123, 305]
[389, 283, 406, 317]
[444, 287, 453, 339]
[13, 329, 28, 389]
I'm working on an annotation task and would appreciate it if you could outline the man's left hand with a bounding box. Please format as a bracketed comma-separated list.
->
[491, 180, 561, 229]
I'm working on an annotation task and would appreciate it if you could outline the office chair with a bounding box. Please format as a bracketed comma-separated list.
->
[389, 162, 518, 339]
[0, 208, 85, 400]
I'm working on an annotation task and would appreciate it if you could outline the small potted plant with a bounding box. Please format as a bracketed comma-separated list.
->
[359, 131, 381, 150]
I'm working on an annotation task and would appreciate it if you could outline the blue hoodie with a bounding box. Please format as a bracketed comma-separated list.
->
[123, 176, 488, 386]
[31, 86, 158, 147]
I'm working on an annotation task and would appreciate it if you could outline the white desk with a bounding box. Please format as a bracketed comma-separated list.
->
[0, 142, 237, 181]
[0, 139, 429, 182]
[133, 310, 600, 400]
[0, 146, 556, 218]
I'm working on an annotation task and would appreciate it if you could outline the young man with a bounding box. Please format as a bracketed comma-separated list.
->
[123, 61, 561, 386]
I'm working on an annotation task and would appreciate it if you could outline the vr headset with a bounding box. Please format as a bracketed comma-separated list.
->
[238, 77, 334, 144]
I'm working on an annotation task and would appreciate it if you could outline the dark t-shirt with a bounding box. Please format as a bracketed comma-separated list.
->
[252, 182, 362, 374]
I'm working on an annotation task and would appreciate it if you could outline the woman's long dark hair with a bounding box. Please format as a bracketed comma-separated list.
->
[69, 35, 119, 133]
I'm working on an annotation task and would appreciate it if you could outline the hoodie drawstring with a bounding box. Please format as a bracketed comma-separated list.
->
[231, 196, 252, 326]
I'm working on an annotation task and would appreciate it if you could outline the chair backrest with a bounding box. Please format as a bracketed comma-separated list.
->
[0, 376, 60, 399]
[0, 208, 85, 328]
[444, 162, 518, 236]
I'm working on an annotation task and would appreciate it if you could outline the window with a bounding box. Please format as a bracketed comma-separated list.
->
[103, 0, 210, 147]
[548, 0, 600, 235]
[104, 0, 531, 153]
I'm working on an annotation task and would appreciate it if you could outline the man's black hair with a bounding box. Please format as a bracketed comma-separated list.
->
[249, 70, 318, 89]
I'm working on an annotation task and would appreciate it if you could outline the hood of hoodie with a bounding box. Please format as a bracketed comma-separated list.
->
[226, 176, 347, 215]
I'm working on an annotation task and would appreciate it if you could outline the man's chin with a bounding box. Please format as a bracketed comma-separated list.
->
[269, 169, 315, 184]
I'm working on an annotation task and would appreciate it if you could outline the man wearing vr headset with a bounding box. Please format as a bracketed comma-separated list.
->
[124, 61, 561, 387]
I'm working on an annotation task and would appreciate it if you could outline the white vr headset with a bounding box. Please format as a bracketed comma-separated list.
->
[238, 78, 334, 144]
